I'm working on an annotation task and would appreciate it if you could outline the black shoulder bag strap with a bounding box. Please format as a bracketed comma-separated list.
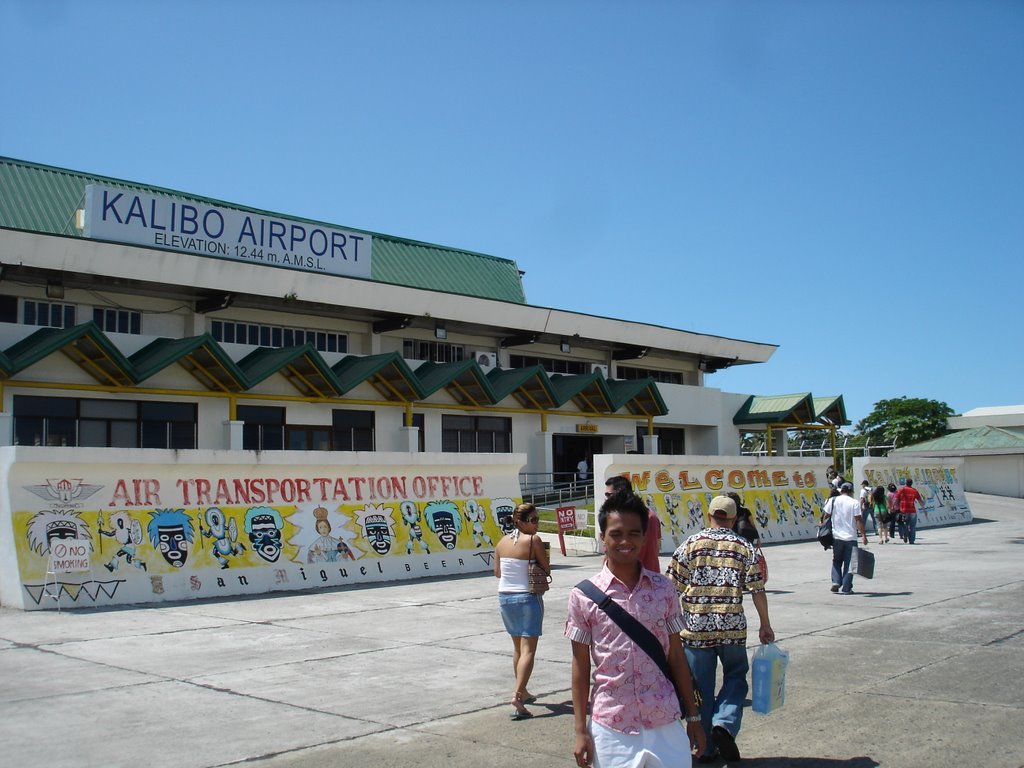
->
[575, 579, 675, 684]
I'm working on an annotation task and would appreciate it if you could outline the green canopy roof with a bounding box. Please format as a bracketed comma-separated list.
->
[733, 393, 848, 427]
[129, 335, 247, 391]
[0, 322, 668, 417]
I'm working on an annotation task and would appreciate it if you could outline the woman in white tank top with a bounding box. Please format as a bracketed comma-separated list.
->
[494, 502, 550, 720]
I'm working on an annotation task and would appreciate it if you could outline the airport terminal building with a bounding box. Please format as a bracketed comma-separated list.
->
[0, 158, 866, 609]
[0, 157, 788, 476]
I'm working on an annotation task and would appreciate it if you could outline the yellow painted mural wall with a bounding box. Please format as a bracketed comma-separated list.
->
[0, 447, 524, 610]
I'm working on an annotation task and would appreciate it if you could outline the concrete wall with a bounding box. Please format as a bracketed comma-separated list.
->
[852, 456, 973, 525]
[963, 454, 1024, 498]
[594, 454, 834, 553]
[0, 447, 525, 610]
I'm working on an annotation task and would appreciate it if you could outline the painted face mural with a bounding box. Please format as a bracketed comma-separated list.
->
[424, 500, 463, 550]
[491, 498, 516, 535]
[147, 509, 195, 568]
[26, 510, 92, 556]
[205, 507, 227, 538]
[244, 506, 284, 562]
[357, 504, 395, 556]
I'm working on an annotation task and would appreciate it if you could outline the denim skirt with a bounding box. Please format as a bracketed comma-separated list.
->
[498, 591, 544, 637]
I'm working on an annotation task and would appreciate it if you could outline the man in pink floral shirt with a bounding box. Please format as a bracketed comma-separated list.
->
[566, 492, 705, 767]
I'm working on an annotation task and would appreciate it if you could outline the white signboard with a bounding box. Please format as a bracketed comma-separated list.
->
[83, 184, 372, 279]
[49, 539, 91, 573]
[576, 508, 589, 530]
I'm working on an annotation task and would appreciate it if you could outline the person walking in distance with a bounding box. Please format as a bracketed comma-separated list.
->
[667, 495, 775, 764]
[822, 482, 868, 594]
[859, 480, 876, 534]
[886, 483, 901, 541]
[873, 485, 891, 544]
[894, 478, 927, 544]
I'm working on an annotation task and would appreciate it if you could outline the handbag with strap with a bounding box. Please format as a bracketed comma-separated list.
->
[527, 535, 551, 595]
[575, 579, 702, 710]
[755, 544, 768, 584]
[817, 498, 835, 550]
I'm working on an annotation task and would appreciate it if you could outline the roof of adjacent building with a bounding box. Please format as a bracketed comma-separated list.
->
[892, 425, 1024, 454]
[0, 156, 528, 304]
[959, 405, 1024, 417]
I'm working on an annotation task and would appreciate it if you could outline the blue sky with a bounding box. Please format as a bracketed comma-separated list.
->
[3, 0, 1022, 426]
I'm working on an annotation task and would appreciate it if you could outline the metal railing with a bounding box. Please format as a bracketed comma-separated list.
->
[742, 436, 897, 476]
[519, 471, 594, 507]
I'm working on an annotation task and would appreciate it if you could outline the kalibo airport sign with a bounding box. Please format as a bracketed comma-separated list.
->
[82, 184, 372, 279]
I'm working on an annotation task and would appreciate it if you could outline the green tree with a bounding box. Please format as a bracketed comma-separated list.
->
[856, 397, 954, 448]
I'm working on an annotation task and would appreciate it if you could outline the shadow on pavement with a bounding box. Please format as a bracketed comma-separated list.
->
[741, 756, 878, 768]
[856, 591, 913, 598]
[528, 699, 574, 719]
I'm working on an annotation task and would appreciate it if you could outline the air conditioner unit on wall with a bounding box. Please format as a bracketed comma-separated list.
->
[474, 351, 497, 370]
[591, 363, 609, 377]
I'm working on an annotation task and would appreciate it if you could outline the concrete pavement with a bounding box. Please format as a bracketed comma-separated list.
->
[1, 492, 1022, 768]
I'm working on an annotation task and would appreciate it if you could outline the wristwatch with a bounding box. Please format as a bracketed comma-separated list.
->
[684, 714, 702, 723]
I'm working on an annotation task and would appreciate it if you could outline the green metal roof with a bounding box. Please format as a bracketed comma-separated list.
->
[486, 365, 559, 410]
[0, 156, 527, 304]
[331, 352, 424, 401]
[733, 393, 816, 425]
[606, 378, 669, 417]
[237, 345, 343, 398]
[892, 426, 1024, 453]
[0, 322, 667, 416]
[812, 395, 848, 425]
[412, 360, 498, 407]
[3, 322, 135, 387]
[129, 335, 247, 392]
[549, 372, 615, 413]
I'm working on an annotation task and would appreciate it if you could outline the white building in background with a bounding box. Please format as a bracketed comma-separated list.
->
[893, 405, 1024, 498]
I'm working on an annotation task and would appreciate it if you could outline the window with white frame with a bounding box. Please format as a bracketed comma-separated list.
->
[93, 307, 142, 335]
[211, 320, 347, 354]
[23, 300, 76, 329]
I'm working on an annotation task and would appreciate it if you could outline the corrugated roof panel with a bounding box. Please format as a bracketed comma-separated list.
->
[548, 373, 614, 413]
[129, 335, 248, 391]
[733, 393, 817, 425]
[3, 322, 135, 386]
[813, 395, 848, 426]
[487, 366, 558, 409]
[894, 426, 1024, 452]
[371, 237, 525, 303]
[606, 378, 669, 417]
[0, 157, 526, 304]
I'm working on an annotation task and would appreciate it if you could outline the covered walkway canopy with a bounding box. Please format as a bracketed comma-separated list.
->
[734, 392, 849, 458]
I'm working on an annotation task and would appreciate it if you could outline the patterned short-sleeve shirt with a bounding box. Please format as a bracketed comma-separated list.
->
[666, 527, 765, 648]
[564, 564, 686, 734]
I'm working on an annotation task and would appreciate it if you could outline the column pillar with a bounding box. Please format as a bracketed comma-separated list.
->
[400, 426, 420, 452]
[225, 420, 244, 450]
